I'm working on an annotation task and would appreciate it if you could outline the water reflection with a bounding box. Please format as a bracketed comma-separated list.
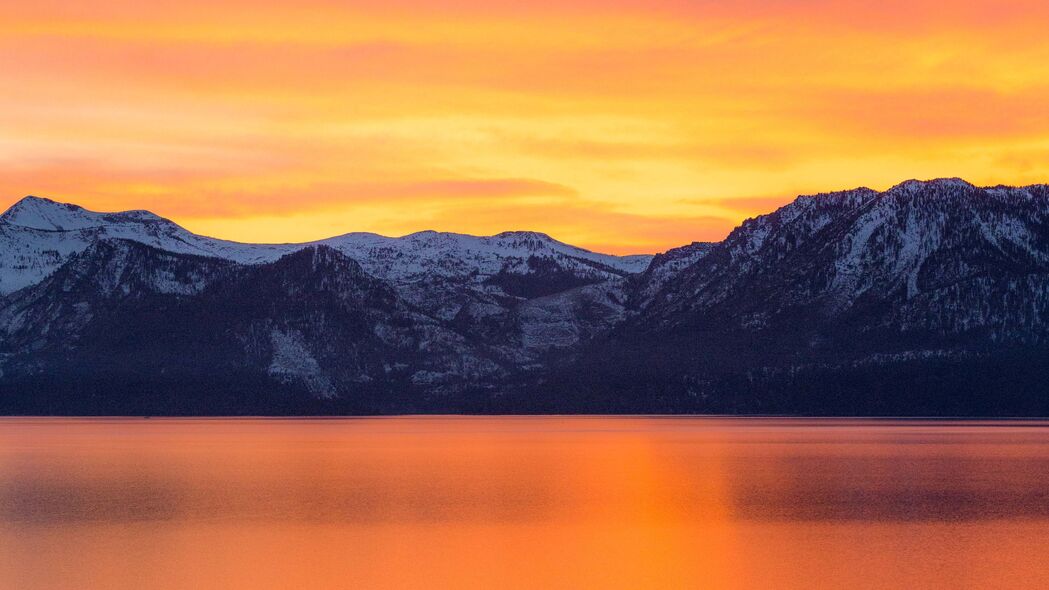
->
[2, 417, 1049, 589]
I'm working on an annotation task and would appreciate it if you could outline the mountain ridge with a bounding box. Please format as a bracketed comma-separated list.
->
[3, 178, 1049, 415]
[0, 195, 650, 296]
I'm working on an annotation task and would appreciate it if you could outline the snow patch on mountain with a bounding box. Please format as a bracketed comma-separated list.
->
[267, 328, 334, 398]
[516, 281, 629, 351]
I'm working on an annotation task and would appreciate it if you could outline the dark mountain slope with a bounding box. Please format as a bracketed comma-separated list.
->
[540, 179, 1049, 415]
[0, 242, 507, 413]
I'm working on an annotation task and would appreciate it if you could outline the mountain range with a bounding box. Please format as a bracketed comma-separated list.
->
[2, 178, 1048, 415]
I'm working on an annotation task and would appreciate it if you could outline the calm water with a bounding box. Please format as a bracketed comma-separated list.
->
[2, 418, 1049, 589]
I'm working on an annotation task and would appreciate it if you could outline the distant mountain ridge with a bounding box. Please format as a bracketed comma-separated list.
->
[2, 178, 1049, 415]
[0, 196, 649, 296]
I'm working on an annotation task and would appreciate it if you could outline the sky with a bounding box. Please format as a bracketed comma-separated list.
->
[2, 1, 1049, 254]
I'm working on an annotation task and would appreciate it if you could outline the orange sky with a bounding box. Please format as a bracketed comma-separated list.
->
[3, 0, 1049, 254]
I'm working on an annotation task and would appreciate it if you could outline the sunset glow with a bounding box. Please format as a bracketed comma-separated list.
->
[4, 0, 1049, 253]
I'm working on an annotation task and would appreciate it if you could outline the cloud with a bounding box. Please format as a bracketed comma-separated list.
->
[686, 195, 797, 214]
[500, 136, 805, 169]
[792, 86, 1049, 141]
[170, 178, 577, 217]
[4, 0, 1049, 254]
[0, 160, 578, 219]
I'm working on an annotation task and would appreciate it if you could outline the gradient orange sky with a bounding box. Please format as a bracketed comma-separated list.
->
[3, 0, 1049, 253]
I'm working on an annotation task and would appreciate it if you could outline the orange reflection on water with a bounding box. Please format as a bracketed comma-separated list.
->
[2, 417, 1049, 589]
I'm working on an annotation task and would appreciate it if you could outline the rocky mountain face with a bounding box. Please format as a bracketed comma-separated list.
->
[552, 178, 1049, 415]
[640, 178, 1049, 340]
[628, 241, 714, 307]
[2, 179, 1049, 415]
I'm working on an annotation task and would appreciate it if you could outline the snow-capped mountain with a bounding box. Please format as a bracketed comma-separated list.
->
[0, 196, 653, 410]
[0, 196, 649, 296]
[638, 178, 1049, 343]
[0, 239, 529, 403]
[0, 197, 288, 295]
[3, 179, 1049, 416]
[549, 178, 1049, 415]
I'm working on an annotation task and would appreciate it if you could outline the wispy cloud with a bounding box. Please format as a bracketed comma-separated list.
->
[2, 0, 1049, 252]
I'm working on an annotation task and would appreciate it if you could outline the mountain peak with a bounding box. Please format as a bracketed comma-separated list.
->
[1, 196, 89, 231]
[887, 177, 976, 195]
[495, 230, 555, 241]
[13, 195, 60, 206]
[1, 195, 169, 231]
[277, 244, 357, 268]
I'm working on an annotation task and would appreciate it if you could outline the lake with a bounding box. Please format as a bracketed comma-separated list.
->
[2, 417, 1049, 589]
